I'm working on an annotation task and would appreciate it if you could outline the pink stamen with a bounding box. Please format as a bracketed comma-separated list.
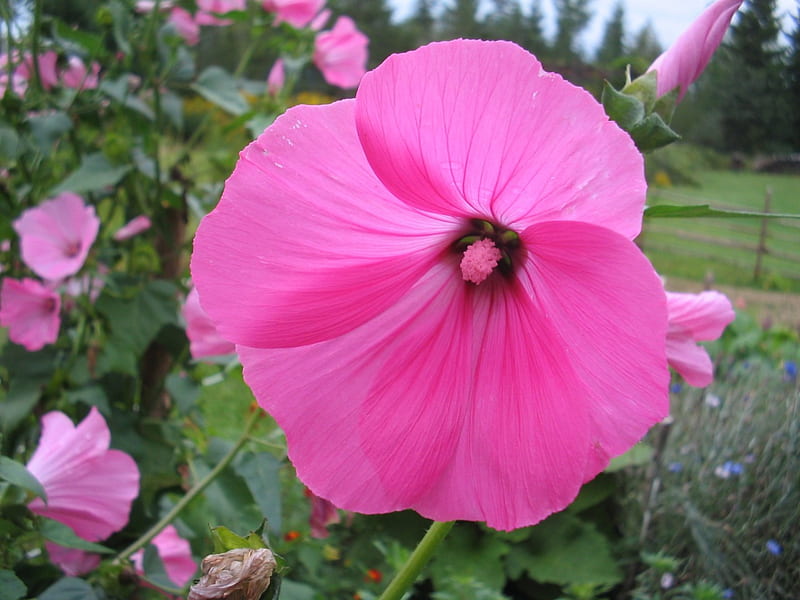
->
[460, 238, 502, 285]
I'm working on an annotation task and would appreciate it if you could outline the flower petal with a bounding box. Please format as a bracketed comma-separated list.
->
[238, 262, 472, 514]
[666, 334, 714, 387]
[355, 40, 645, 238]
[191, 100, 458, 348]
[667, 291, 734, 341]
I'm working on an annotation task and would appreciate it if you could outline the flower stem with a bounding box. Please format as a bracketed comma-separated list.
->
[115, 411, 260, 562]
[377, 520, 455, 600]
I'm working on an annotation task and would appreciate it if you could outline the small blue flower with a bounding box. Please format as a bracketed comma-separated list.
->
[725, 461, 743, 475]
[722, 589, 734, 599]
[766, 539, 782, 555]
[668, 461, 683, 473]
[785, 360, 797, 381]
[670, 382, 683, 394]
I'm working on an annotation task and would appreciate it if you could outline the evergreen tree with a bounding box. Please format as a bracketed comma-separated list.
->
[328, 0, 415, 66]
[442, 0, 484, 39]
[718, 0, 791, 152]
[410, 0, 437, 44]
[552, 0, 592, 61]
[785, 6, 800, 149]
[595, 1, 626, 66]
[628, 21, 662, 75]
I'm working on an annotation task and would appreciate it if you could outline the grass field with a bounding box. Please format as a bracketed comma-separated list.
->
[641, 169, 800, 292]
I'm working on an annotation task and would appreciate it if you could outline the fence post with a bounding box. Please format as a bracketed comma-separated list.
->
[753, 186, 772, 282]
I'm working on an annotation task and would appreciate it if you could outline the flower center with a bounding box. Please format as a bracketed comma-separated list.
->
[454, 219, 521, 285]
[64, 240, 81, 258]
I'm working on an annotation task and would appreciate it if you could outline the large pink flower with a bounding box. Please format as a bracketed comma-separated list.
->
[60, 56, 101, 90]
[26, 407, 140, 542]
[13, 192, 100, 281]
[666, 291, 734, 387]
[18, 51, 59, 91]
[647, 0, 744, 100]
[0, 278, 60, 351]
[263, 0, 324, 28]
[132, 525, 197, 588]
[191, 40, 669, 531]
[313, 16, 368, 89]
[182, 287, 235, 360]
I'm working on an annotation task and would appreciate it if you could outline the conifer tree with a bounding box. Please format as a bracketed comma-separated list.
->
[596, 1, 627, 66]
[552, 0, 592, 61]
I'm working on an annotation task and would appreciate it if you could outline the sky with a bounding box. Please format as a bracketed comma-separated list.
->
[388, 0, 799, 53]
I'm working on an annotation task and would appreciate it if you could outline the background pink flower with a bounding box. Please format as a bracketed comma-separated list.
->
[114, 215, 152, 241]
[647, 0, 744, 100]
[18, 51, 59, 90]
[182, 287, 235, 360]
[263, 0, 325, 28]
[13, 192, 100, 281]
[195, 0, 246, 26]
[45, 544, 101, 577]
[26, 407, 140, 542]
[0, 278, 61, 351]
[131, 525, 197, 588]
[168, 7, 200, 46]
[313, 16, 368, 89]
[60, 56, 100, 90]
[267, 59, 285, 96]
[191, 40, 670, 531]
[308, 490, 340, 538]
[666, 290, 735, 386]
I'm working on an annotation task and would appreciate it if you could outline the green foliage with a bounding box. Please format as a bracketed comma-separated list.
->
[0, 457, 46, 502]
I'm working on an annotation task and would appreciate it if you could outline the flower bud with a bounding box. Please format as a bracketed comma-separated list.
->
[187, 548, 277, 600]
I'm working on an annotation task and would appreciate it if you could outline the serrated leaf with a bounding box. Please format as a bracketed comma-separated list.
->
[192, 67, 248, 116]
[0, 456, 46, 501]
[49, 152, 131, 195]
[601, 81, 645, 131]
[0, 570, 26, 600]
[39, 577, 99, 600]
[40, 519, 113, 553]
[644, 204, 800, 219]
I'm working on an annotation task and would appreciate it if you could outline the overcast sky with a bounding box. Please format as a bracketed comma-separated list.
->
[388, 0, 799, 53]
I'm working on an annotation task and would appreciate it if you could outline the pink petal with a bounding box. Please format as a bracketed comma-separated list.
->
[667, 291, 735, 340]
[182, 287, 235, 360]
[60, 56, 100, 90]
[27, 408, 139, 541]
[191, 101, 458, 348]
[355, 40, 646, 239]
[313, 16, 369, 89]
[45, 543, 101, 576]
[0, 277, 61, 351]
[168, 7, 200, 45]
[13, 192, 100, 281]
[132, 525, 197, 587]
[266, 59, 285, 95]
[113, 215, 152, 241]
[263, 0, 325, 28]
[648, 0, 744, 100]
[18, 51, 59, 90]
[666, 334, 714, 387]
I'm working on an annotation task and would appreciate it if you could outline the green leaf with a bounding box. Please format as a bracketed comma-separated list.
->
[192, 67, 248, 116]
[28, 111, 72, 153]
[628, 112, 681, 152]
[166, 373, 200, 415]
[161, 90, 184, 130]
[109, 0, 132, 55]
[505, 513, 622, 586]
[0, 456, 46, 501]
[40, 519, 114, 553]
[431, 524, 510, 593]
[606, 443, 654, 472]
[600, 81, 645, 131]
[0, 124, 21, 161]
[65, 384, 111, 414]
[567, 475, 616, 513]
[210, 525, 267, 554]
[39, 577, 100, 600]
[50, 152, 131, 195]
[100, 76, 155, 120]
[644, 204, 800, 219]
[52, 20, 104, 55]
[234, 452, 282, 533]
[0, 380, 40, 435]
[0, 570, 27, 600]
[621, 70, 658, 112]
[141, 544, 176, 591]
[277, 579, 316, 600]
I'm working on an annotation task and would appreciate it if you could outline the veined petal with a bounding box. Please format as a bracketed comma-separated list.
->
[355, 40, 645, 239]
[667, 291, 734, 341]
[238, 262, 471, 513]
[666, 334, 714, 387]
[517, 221, 670, 479]
[191, 100, 458, 348]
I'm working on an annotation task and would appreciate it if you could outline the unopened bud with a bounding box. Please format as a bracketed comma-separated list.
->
[188, 548, 277, 600]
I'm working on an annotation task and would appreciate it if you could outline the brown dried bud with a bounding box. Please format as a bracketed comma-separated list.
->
[187, 548, 277, 600]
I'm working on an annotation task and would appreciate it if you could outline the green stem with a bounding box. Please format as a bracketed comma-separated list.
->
[378, 521, 455, 600]
[115, 412, 260, 562]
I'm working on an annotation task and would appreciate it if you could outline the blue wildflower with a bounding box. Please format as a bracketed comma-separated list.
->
[785, 360, 797, 381]
[668, 462, 683, 473]
[670, 382, 683, 394]
[766, 540, 782, 555]
[722, 589, 734, 599]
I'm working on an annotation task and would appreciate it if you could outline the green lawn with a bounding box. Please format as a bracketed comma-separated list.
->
[641, 169, 800, 291]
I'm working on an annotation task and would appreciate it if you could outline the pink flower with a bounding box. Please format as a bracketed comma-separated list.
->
[263, 0, 325, 28]
[313, 16, 368, 89]
[114, 215, 152, 241]
[26, 407, 139, 541]
[647, 0, 744, 100]
[196, 0, 245, 26]
[13, 192, 100, 281]
[135, 0, 174, 11]
[60, 56, 101, 90]
[0, 278, 61, 351]
[309, 8, 330, 31]
[191, 40, 670, 531]
[666, 291, 734, 386]
[131, 525, 197, 588]
[45, 544, 101, 576]
[307, 490, 340, 538]
[182, 287, 235, 360]
[0, 53, 28, 97]
[18, 51, 59, 90]
[266, 59, 285, 95]
[168, 7, 200, 45]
